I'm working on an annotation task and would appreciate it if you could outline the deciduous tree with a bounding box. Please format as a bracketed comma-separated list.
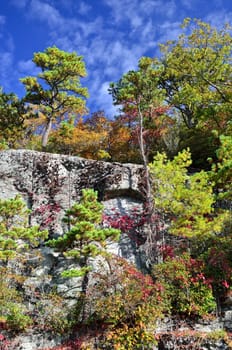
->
[210, 134, 232, 200]
[49, 113, 111, 160]
[158, 18, 232, 132]
[149, 149, 227, 241]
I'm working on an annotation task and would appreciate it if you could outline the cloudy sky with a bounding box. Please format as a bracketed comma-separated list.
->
[0, 0, 231, 117]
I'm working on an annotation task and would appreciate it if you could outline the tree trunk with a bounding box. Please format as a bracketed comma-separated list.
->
[42, 118, 52, 149]
[79, 271, 89, 322]
[137, 104, 158, 266]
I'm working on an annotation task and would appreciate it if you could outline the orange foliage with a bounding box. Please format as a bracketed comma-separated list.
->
[48, 111, 139, 162]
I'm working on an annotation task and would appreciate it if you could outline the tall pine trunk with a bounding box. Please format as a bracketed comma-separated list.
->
[42, 118, 52, 149]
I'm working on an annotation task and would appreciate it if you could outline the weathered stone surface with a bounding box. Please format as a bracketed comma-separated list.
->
[0, 149, 147, 271]
[10, 332, 64, 350]
[156, 334, 230, 350]
[224, 310, 232, 331]
[0, 149, 144, 233]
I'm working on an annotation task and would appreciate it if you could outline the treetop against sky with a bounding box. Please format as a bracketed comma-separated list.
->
[0, 0, 231, 117]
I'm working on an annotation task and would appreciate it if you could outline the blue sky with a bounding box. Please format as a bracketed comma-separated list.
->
[0, 0, 231, 117]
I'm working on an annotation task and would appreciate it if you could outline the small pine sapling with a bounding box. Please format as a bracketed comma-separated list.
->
[0, 195, 48, 262]
[47, 189, 120, 320]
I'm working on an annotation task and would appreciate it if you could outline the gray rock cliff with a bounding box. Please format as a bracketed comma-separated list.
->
[0, 149, 145, 232]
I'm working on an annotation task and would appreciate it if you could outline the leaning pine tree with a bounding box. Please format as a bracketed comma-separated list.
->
[20, 46, 89, 149]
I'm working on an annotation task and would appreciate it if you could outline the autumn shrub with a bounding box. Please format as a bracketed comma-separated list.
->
[33, 292, 73, 334]
[0, 138, 8, 150]
[199, 235, 232, 299]
[0, 272, 32, 332]
[2, 303, 32, 332]
[153, 253, 216, 317]
[86, 256, 169, 349]
[103, 206, 146, 246]
[41, 337, 86, 350]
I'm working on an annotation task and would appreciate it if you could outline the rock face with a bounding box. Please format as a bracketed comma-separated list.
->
[0, 149, 145, 233]
[0, 149, 147, 269]
[0, 148, 148, 267]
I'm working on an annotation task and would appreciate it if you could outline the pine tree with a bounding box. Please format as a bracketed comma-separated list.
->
[47, 189, 120, 320]
[0, 195, 48, 261]
[20, 46, 88, 148]
[0, 195, 48, 331]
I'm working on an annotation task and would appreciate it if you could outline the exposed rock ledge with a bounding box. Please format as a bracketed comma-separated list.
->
[0, 149, 145, 232]
[0, 149, 148, 267]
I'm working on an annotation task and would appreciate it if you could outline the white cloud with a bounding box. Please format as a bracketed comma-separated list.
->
[78, 2, 92, 16]
[88, 80, 118, 117]
[77, 17, 104, 38]
[140, 0, 162, 14]
[103, 0, 177, 28]
[131, 15, 143, 29]
[102, 0, 130, 24]
[29, 0, 64, 28]
[0, 17, 14, 52]
[0, 13, 16, 91]
[0, 52, 14, 90]
[163, 0, 177, 18]
[26, 0, 168, 115]
[17, 59, 40, 75]
[102, 0, 145, 30]
[84, 37, 108, 65]
[158, 20, 182, 44]
[31, 1, 100, 41]
[205, 10, 232, 27]
[56, 0, 73, 10]
[84, 37, 141, 79]
[140, 19, 155, 42]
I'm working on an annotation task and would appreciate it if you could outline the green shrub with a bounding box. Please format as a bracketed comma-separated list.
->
[154, 253, 216, 317]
